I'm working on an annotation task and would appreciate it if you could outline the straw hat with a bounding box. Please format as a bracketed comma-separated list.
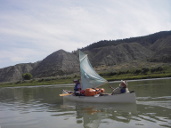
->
[119, 80, 127, 87]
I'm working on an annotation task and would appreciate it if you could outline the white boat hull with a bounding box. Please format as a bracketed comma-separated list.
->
[63, 92, 136, 103]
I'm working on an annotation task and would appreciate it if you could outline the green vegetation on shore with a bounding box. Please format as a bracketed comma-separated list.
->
[0, 77, 73, 87]
[0, 65, 171, 87]
[101, 65, 171, 81]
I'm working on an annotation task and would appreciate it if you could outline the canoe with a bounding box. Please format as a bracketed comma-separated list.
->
[63, 91, 136, 103]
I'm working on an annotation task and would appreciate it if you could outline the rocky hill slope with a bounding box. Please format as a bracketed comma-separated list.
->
[0, 62, 39, 82]
[82, 31, 171, 65]
[32, 50, 79, 78]
[0, 30, 171, 82]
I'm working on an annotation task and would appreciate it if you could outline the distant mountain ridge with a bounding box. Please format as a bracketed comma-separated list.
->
[83, 31, 171, 50]
[0, 30, 171, 82]
[82, 30, 171, 65]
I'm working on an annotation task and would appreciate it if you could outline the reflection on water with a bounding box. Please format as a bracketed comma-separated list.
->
[61, 101, 137, 128]
[0, 78, 171, 128]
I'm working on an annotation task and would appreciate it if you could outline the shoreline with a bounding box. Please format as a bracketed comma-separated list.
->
[108, 77, 171, 83]
[0, 76, 171, 88]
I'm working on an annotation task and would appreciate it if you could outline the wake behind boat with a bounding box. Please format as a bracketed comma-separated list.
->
[61, 51, 136, 103]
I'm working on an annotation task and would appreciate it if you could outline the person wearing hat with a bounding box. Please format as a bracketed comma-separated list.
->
[110, 80, 129, 95]
[73, 79, 81, 96]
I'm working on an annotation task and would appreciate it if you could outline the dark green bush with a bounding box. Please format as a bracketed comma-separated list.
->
[22, 73, 32, 80]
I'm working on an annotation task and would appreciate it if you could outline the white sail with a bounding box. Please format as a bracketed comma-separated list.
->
[79, 51, 107, 90]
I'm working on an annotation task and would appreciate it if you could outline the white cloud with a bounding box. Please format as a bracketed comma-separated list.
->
[0, 0, 171, 68]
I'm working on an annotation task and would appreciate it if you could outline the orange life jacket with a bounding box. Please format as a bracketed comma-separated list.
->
[84, 88, 105, 96]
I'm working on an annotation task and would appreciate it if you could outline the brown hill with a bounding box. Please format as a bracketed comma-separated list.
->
[82, 31, 171, 65]
[150, 35, 171, 62]
[0, 62, 39, 82]
[32, 50, 79, 78]
[87, 42, 153, 66]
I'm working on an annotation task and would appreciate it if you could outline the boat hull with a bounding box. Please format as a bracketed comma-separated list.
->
[63, 92, 136, 103]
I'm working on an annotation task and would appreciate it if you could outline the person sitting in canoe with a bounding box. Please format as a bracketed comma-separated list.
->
[110, 80, 129, 95]
[73, 79, 82, 96]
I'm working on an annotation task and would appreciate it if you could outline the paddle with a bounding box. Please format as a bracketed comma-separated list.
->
[59, 93, 72, 96]
[109, 85, 115, 90]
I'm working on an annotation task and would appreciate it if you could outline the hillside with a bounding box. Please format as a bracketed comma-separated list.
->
[82, 31, 171, 64]
[0, 30, 171, 83]
[32, 50, 79, 78]
[0, 62, 39, 82]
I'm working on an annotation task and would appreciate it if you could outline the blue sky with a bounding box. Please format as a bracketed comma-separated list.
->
[0, 0, 171, 68]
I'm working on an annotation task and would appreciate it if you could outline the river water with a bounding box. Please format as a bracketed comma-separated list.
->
[0, 78, 171, 128]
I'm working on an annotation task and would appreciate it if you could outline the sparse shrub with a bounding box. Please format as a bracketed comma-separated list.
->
[142, 68, 149, 74]
[109, 72, 117, 76]
[22, 73, 32, 80]
[150, 67, 163, 73]
[134, 69, 141, 75]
